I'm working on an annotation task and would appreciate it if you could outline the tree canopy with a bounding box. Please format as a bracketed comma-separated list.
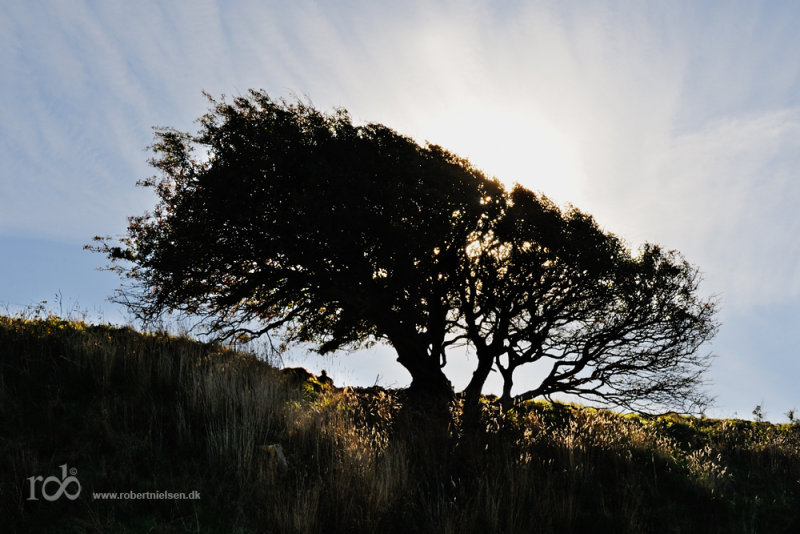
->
[94, 90, 718, 420]
[457, 187, 716, 414]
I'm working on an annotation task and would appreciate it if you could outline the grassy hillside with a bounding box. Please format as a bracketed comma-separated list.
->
[1, 316, 799, 533]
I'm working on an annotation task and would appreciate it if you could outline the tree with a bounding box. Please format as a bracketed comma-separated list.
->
[93, 90, 501, 417]
[456, 186, 717, 420]
[93, 90, 717, 431]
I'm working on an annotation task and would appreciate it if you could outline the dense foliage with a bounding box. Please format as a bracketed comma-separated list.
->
[93, 90, 717, 419]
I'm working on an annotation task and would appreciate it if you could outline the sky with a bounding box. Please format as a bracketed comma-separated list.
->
[2, 0, 799, 421]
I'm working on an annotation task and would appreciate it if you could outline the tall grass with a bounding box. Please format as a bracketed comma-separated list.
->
[1, 315, 799, 533]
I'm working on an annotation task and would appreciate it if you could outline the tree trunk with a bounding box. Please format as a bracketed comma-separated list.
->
[401, 357, 453, 420]
[453, 354, 495, 476]
[462, 354, 494, 433]
[389, 348, 453, 483]
[395, 340, 452, 401]
[393, 340, 453, 430]
[500, 371, 514, 411]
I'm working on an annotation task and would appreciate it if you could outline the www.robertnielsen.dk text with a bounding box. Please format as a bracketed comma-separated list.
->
[92, 490, 200, 500]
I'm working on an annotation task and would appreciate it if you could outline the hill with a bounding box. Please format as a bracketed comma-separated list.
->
[1, 316, 799, 533]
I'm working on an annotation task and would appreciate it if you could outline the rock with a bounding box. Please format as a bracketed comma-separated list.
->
[318, 369, 333, 387]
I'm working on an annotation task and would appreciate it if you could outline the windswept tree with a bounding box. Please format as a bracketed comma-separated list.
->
[457, 186, 717, 422]
[94, 90, 717, 432]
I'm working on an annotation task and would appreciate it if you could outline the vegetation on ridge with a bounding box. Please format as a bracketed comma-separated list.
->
[91, 91, 718, 426]
[2, 316, 799, 533]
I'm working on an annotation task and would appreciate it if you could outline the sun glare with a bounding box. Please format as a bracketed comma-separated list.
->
[426, 110, 584, 208]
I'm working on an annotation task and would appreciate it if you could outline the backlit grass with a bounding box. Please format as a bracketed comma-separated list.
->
[1, 315, 799, 533]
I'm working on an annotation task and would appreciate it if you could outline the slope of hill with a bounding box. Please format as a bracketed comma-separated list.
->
[1, 316, 799, 533]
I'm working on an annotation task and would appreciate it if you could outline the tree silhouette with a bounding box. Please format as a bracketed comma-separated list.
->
[93, 90, 717, 429]
[457, 186, 717, 421]
[94, 91, 501, 415]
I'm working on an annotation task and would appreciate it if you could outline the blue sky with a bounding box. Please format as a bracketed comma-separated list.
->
[2, 0, 799, 421]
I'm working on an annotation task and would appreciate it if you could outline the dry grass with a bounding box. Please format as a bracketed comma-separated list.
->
[2, 315, 800, 533]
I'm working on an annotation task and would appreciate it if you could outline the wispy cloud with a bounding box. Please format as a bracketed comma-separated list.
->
[647, 109, 800, 309]
[3, 0, 800, 416]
